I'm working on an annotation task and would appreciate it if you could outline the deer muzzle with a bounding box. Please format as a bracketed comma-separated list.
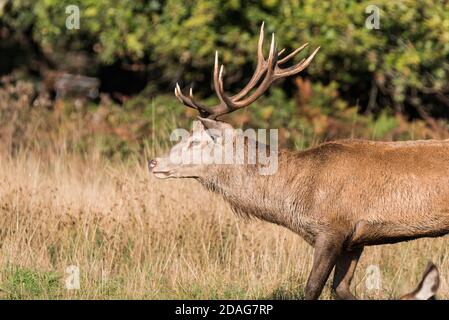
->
[148, 159, 157, 171]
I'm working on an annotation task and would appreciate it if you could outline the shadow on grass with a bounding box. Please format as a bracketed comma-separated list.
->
[262, 283, 306, 300]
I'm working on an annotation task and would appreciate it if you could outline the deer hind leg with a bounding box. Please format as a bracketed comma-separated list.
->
[331, 247, 363, 300]
[304, 234, 343, 300]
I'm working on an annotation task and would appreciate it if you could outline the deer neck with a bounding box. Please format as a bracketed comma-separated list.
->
[197, 150, 314, 236]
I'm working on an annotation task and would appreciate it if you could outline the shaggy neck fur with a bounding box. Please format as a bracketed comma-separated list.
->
[198, 149, 319, 242]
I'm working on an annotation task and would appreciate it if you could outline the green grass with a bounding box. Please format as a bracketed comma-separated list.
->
[0, 266, 62, 299]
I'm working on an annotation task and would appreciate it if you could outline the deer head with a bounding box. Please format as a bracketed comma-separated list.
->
[149, 23, 319, 179]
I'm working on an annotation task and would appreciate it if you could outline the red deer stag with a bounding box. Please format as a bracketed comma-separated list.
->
[149, 23, 449, 299]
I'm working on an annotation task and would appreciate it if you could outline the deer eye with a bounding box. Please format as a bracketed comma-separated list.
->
[190, 140, 201, 147]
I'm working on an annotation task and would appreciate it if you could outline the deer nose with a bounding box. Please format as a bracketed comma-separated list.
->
[148, 159, 157, 170]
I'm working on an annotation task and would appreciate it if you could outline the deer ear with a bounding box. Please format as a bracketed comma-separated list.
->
[412, 262, 440, 300]
[197, 117, 234, 131]
[192, 120, 206, 132]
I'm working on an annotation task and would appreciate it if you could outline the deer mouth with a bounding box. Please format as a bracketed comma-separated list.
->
[152, 170, 173, 179]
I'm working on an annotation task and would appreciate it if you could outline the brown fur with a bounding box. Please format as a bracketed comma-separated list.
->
[193, 138, 449, 299]
[200, 139, 449, 245]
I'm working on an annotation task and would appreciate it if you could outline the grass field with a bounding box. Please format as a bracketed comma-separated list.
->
[0, 148, 447, 300]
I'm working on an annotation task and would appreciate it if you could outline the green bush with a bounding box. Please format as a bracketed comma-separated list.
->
[0, 75, 443, 162]
[2, 0, 449, 121]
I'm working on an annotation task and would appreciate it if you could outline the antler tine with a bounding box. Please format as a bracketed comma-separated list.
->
[174, 83, 213, 117]
[278, 43, 309, 65]
[230, 22, 269, 101]
[173, 22, 319, 119]
[229, 36, 318, 108]
[257, 21, 266, 64]
[232, 33, 278, 108]
[213, 52, 229, 106]
[273, 46, 320, 79]
[210, 53, 241, 118]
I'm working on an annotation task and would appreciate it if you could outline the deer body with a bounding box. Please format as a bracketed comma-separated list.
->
[149, 24, 448, 299]
[200, 139, 449, 247]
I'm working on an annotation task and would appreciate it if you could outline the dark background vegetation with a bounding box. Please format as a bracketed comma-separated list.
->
[1, 0, 449, 158]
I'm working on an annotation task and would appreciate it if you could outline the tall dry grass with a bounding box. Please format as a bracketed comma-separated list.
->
[0, 149, 447, 299]
[0, 76, 448, 299]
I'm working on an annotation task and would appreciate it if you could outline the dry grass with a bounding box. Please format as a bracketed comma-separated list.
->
[0, 76, 448, 300]
[0, 149, 447, 300]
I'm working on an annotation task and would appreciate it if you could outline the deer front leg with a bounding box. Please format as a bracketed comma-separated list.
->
[304, 234, 343, 300]
[331, 247, 364, 300]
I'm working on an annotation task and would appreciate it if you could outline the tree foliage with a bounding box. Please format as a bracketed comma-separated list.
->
[2, 0, 449, 119]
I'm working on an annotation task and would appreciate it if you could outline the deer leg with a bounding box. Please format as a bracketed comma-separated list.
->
[331, 247, 363, 300]
[304, 235, 343, 300]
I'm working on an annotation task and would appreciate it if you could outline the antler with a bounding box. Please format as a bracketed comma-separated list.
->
[174, 22, 320, 120]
